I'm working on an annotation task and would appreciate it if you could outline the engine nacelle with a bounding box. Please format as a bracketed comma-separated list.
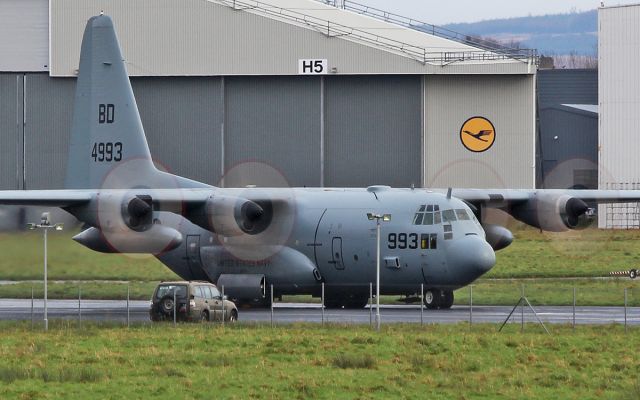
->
[483, 224, 513, 251]
[510, 194, 589, 232]
[72, 225, 182, 254]
[197, 195, 272, 237]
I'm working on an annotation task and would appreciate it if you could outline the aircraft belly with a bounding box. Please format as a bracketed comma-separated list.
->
[199, 245, 319, 292]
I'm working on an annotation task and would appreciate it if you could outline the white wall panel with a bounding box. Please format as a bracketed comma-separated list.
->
[0, 0, 48, 72]
[598, 5, 640, 227]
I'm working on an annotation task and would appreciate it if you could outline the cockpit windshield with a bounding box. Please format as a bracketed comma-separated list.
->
[413, 206, 473, 225]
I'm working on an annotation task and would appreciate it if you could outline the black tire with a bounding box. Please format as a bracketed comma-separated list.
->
[441, 290, 454, 309]
[423, 289, 442, 310]
[160, 295, 175, 316]
[229, 310, 238, 322]
[630, 269, 637, 280]
[200, 310, 209, 322]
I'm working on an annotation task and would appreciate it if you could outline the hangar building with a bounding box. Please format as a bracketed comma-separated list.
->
[537, 69, 598, 190]
[0, 0, 536, 221]
[599, 4, 640, 228]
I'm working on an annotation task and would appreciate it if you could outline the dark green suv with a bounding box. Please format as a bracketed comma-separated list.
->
[150, 281, 238, 322]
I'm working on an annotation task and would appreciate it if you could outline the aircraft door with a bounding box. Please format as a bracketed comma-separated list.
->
[186, 235, 203, 279]
[331, 237, 345, 270]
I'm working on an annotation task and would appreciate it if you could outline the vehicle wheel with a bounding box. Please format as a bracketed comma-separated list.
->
[229, 310, 238, 322]
[160, 295, 175, 315]
[423, 289, 441, 310]
[630, 269, 637, 280]
[200, 310, 209, 322]
[441, 290, 454, 309]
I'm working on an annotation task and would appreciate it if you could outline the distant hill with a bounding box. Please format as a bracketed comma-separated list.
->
[443, 10, 597, 55]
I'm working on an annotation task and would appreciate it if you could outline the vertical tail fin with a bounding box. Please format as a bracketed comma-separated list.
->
[65, 15, 207, 189]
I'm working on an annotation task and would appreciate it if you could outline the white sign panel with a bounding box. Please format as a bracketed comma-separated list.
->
[298, 59, 328, 75]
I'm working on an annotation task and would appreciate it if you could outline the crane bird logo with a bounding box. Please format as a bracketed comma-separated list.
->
[460, 116, 496, 152]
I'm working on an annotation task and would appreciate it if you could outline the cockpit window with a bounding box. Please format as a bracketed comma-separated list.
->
[413, 213, 424, 225]
[455, 209, 471, 220]
[413, 205, 442, 225]
[442, 209, 457, 222]
[422, 213, 434, 225]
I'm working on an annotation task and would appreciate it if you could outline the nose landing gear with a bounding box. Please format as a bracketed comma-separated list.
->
[423, 289, 454, 310]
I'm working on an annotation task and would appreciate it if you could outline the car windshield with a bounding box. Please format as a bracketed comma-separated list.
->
[155, 284, 187, 299]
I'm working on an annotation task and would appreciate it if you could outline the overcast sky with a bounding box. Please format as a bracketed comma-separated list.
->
[354, 0, 639, 25]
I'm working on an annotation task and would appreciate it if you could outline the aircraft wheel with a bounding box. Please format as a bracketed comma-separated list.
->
[423, 289, 441, 310]
[441, 291, 454, 309]
[630, 269, 637, 280]
[324, 297, 344, 309]
[325, 294, 369, 309]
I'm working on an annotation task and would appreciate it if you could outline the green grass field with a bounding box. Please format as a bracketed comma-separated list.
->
[0, 323, 637, 399]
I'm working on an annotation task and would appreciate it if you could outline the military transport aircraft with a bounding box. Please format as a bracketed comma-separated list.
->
[3, 15, 639, 309]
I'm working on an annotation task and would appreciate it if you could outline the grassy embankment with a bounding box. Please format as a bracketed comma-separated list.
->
[0, 322, 638, 399]
[0, 228, 638, 304]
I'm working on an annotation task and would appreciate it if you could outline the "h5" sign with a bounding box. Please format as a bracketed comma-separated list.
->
[298, 59, 328, 75]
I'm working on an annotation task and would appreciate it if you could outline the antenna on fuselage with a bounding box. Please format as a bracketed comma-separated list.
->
[446, 187, 452, 199]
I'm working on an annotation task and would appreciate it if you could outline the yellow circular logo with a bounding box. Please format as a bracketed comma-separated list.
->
[460, 117, 496, 152]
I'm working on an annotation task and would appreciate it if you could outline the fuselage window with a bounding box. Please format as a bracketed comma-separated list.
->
[420, 233, 438, 249]
[444, 224, 453, 240]
[455, 209, 471, 220]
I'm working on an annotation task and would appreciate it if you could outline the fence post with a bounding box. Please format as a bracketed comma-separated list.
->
[624, 288, 628, 333]
[321, 282, 325, 326]
[173, 290, 177, 327]
[469, 285, 473, 328]
[78, 285, 82, 329]
[521, 284, 525, 333]
[31, 286, 34, 330]
[572, 286, 576, 331]
[369, 282, 373, 328]
[126, 283, 130, 329]
[420, 284, 424, 326]
[270, 284, 274, 328]
[221, 285, 225, 328]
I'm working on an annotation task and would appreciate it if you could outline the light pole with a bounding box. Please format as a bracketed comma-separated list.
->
[27, 212, 63, 331]
[367, 212, 391, 331]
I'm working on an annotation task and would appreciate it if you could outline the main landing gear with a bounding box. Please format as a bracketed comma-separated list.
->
[423, 289, 454, 310]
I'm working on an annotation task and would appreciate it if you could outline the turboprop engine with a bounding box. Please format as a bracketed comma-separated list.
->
[190, 195, 272, 237]
[70, 193, 182, 253]
[509, 193, 589, 232]
[482, 224, 513, 251]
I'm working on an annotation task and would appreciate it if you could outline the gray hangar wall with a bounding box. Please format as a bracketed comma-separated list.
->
[0, 73, 425, 189]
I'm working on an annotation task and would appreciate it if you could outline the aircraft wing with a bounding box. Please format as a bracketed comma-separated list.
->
[0, 190, 94, 207]
[434, 188, 640, 231]
[444, 189, 640, 208]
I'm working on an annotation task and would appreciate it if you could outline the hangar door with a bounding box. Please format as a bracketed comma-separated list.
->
[324, 75, 421, 188]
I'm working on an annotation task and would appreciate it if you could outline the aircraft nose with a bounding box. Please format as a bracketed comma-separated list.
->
[447, 234, 496, 278]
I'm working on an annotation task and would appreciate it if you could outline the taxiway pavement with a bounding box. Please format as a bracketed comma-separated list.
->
[0, 299, 638, 326]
